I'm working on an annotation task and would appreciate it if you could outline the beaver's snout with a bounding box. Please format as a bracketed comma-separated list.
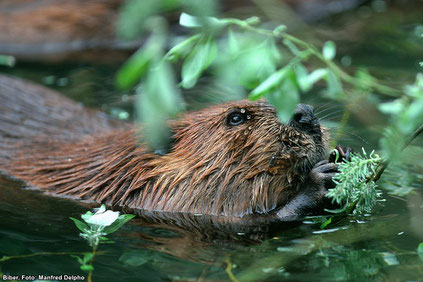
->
[289, 104, 321, 136]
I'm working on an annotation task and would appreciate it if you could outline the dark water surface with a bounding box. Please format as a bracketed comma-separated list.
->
[1, 2, 423, 282]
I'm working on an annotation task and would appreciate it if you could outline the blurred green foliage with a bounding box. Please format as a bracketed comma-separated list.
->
[115, 0, 422, 215]
[0, 55, 15, 67]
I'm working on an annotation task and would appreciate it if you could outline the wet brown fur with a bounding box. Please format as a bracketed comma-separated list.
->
[0, 75, 329, 217]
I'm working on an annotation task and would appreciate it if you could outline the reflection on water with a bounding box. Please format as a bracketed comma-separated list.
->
[1, 172, 423, 281]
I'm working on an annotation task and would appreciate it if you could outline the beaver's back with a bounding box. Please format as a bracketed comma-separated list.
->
[0, 74, 124, 166]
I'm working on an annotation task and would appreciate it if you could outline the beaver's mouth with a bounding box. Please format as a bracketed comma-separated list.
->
[289, 104, 322, 143]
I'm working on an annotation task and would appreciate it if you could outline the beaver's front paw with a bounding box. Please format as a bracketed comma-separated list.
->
[310, 160, 338, 194]
[276, 160, 339, 219]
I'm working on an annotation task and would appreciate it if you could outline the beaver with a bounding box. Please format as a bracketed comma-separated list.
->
[0, 74, 339, 218]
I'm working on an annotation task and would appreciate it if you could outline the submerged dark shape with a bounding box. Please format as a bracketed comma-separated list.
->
[0, 74, 338, 218]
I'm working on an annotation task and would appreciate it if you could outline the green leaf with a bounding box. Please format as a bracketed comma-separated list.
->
[293, 63, 309, 92]
[116, 0, 161, 39]
[0, 55, 15, 67]
[355, 68, 376, 91]
[265, 71, 299, 123]
[325, 70, 344, 99]
[323, 41, 336, 60]
[165, 34, 201, 62]
[273, 25, 287, 36]
[320, 217, 332, 229]
[179, 12, 224, 29]
[228, 28, 239, 54]
[179, 12, 201, 27]
[324, 205, 347, 214]
[115, 47, 152, 90]
[418, 242, 423, 261]
[69, 217, 89, 233]
[307, 68, 329, 88]
[103, 214, 136, 234]
[83, 253, 94, 264]
[249, 67, 290, 100]
[71, 255, 83, 265]
[80, 264, 94, 272]
[379, 99, 404, 115]
[80, 211, 94, 223]
[283, 39, 300, 56]
[294, 65, 328, 92]
[181, 36, 217, 89]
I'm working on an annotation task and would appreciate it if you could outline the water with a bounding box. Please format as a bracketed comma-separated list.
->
[1, 2, 423, 282]
[1, 172, 422, 281]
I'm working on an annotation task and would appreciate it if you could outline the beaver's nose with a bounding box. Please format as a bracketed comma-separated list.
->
[291, 104, 317, 126]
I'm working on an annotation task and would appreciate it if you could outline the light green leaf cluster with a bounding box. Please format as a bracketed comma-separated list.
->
[116, 8, 402, 150]
[326, 149, 382, 215]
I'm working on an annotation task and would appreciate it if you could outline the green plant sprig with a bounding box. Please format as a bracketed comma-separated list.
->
[70, 205, 135, 282]
[326, 148, 382, 216]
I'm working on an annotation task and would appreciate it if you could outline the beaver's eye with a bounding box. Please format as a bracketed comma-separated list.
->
[227, 112, 245, 126]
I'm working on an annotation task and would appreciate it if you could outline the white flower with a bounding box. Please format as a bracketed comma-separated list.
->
[85, 205, 120, 227]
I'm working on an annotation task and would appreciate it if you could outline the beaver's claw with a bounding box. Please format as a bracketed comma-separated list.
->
[329, 145, 353, 163]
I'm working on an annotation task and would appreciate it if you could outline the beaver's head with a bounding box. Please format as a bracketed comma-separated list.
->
[141, 100, 329, 217]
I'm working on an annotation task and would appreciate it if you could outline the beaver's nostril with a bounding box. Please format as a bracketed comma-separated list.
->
[293, 112, 304, 123]
[291, 104, 315, 125]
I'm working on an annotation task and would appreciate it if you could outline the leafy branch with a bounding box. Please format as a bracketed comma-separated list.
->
[326, 149, 382, 216]
[116, 12, 402, 141]
[324, 75, 423, 219]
